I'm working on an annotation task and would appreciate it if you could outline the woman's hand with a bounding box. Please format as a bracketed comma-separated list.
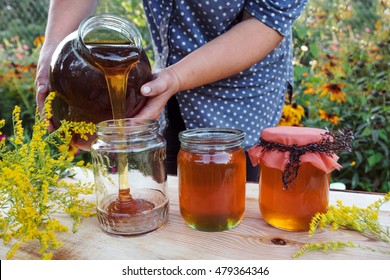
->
[35, 43, 57, 116]
[134, 67, 181, 120]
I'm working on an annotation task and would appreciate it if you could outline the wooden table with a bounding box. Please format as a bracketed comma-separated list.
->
[1, 174, 389, 260]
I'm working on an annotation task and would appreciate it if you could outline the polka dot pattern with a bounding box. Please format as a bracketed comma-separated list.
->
[142, 0, 307, 148]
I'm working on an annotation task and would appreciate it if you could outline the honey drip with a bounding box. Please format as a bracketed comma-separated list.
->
[86, 42, 155, 215]
[106, 189, 155, 215]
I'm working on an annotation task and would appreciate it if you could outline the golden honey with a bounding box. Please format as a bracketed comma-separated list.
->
[91, 119, 169, 236]
[78, 14, 168, 236]
[178, 128, 246, 231]
[259, 163, 329, 231]
[248, 126, 345, 232]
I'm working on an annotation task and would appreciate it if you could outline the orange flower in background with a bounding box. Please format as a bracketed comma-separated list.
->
[304, 87, 316, 95]
[33, 35, 45, 47]
[319, 109, 340, 125]
[319, 54, 344, 78]
[319, 83, 346, 103]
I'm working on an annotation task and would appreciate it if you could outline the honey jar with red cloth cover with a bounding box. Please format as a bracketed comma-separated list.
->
[248, 126, 352, 231]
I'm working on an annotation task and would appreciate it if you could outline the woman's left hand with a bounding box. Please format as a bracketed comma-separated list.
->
[134, 67, 181, 120]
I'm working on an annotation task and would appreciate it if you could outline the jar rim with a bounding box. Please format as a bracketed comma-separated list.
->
[78, 13, 142, 51]
[179, 128, 245, 146]
[96, 118, 157, 137]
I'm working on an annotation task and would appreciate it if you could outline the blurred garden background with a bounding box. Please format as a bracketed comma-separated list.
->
[0, 0, 389, 193]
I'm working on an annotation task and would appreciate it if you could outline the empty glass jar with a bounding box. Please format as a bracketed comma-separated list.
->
[91, 118, 169, 235]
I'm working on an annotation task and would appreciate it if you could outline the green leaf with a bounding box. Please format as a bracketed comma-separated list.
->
[361, 126, 372, 137]
[309, 42, 319, 57]
[356, 77, 367, 85]
[293, 25, 309, 40]
[351, 172, 359, 190]
[377, 140, 389, 157]
[372, 130, 379, 143]
[294, 65, 310, 77]
[378, 129, 388, 142]
[367, 153, 383, 167]
[354, 151, 363, 164]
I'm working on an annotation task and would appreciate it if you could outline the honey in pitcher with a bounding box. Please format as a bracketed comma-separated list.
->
[49, 16, 152, 150]
[85, 41, 154, 215]
[178, 128, 246, 231]
[84, 43, 140, 119]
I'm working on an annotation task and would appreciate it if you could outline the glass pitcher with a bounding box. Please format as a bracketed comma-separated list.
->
[49, 14, 152, 150]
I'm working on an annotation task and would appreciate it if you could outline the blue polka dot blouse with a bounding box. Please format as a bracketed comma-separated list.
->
[141, 0, 307, 149]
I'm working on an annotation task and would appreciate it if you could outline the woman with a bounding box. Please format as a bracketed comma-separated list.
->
[35, 0, 308, 181]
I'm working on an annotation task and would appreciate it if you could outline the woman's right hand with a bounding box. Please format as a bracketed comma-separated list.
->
[34, 0, 99, 119]
[35, 42, 57, 116]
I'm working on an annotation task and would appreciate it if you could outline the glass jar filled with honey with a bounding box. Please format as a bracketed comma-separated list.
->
[178, 128, 246, 231]
[91, 118, 168, 235]
[248, 126, 351, 231]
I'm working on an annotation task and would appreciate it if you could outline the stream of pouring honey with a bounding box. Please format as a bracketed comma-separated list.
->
[86, 41, 154, 215]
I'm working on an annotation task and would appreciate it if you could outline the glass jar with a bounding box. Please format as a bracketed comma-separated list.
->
[248, 126, 343, 231]
[178, 128, 246, 231]
[259, 163, 330, 231]
[50, 14, 152, 150]
[90, 119, 168, 235]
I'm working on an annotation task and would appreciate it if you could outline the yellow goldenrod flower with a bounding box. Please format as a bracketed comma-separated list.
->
[0, 98, 95, 260]
[11, 106, 24, 146]
[294, 192, 390, 258]
[67, 145, 79, 157]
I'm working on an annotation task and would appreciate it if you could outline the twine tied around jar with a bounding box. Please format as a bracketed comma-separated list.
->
[257, 129, 353, 189]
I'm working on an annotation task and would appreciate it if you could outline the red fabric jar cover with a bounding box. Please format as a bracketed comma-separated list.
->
[248, 126, 341, 174]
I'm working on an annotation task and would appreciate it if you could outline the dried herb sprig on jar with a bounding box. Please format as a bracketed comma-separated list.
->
[0, 92, 96, 259]
[258, 128, 354, 189]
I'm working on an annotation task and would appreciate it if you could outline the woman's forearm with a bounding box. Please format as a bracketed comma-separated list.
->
[169, 15, 283, 91]
[44, 0, 99, 45]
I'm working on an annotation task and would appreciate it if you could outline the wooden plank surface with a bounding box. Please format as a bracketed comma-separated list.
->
[1, 174, 389, 260]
